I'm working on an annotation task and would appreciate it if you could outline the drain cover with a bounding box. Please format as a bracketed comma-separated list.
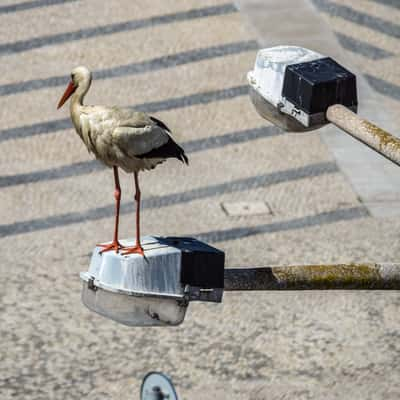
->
[221, 201, 272, 216]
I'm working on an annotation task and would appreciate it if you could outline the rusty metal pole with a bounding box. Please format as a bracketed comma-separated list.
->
[224, 263, 400, 290]
[326, 104, 400, 167]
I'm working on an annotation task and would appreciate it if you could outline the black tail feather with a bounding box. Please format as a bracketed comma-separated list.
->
[179, 150, 189, 165]
[136, 137, 189, 165]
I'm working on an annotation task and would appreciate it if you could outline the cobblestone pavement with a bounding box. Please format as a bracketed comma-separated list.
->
[0, 1, 399, 399]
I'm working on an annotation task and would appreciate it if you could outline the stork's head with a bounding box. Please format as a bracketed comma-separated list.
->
[57, 66, 92, 109]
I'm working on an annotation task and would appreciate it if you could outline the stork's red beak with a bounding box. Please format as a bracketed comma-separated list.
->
[57, 81, 77, 109]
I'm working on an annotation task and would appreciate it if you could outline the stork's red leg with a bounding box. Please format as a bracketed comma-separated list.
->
[122, 172, 144, 256]
[97, 166, 124, 253]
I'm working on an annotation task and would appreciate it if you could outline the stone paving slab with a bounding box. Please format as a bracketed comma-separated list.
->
[1, 1, 400, 400]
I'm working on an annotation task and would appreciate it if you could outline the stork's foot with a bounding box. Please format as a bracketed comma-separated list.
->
[122, 245, 145, 256]
[97, 240, 124, 254]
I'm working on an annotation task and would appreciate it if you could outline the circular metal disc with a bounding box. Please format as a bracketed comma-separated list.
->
[141, 372, 178, 400]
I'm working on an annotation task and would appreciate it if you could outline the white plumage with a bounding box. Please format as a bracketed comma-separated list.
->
[77, 106, 172, 171]
[57, 66, 188, 255]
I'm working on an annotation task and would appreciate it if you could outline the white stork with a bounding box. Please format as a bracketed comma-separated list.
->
[57, 66, 188, 256]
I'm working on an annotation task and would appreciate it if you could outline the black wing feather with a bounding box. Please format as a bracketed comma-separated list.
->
[136, 116, 188, 164]
[149, 116, 171, 132]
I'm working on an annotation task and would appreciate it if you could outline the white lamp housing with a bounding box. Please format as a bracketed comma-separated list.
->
[80, 236, 224, 327]
[247, 46, 357, 131]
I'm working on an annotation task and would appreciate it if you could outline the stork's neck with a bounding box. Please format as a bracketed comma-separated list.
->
[70, 79, 91, 128]
[70, 80, 90, 109]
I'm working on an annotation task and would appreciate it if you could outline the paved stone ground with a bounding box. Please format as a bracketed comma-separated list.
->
[0, 1, 399, 399]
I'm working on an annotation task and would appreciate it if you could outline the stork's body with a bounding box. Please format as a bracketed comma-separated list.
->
[58, 66, 188, 255]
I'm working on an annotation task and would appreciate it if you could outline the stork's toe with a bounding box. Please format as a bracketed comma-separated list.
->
[97, 240, 125, 254]
[122, 245, 145, 257]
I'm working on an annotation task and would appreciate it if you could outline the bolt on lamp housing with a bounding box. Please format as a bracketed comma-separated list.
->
[247, 46, 358, 131]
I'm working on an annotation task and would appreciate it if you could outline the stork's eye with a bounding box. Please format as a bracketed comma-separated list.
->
[71, 74, 75, 80]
